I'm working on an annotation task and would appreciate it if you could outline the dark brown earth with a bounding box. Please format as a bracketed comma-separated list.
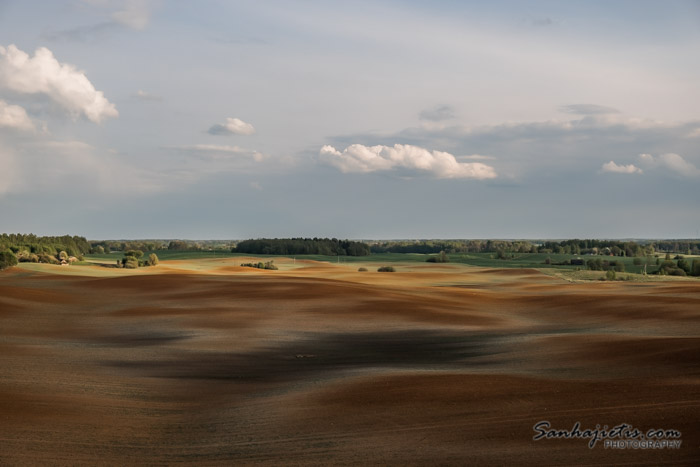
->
[1, 261, 698, 465]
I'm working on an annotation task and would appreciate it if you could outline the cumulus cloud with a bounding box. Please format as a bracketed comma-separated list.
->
[638, 153, 700, 177]
[601, 161, 642, 174]
[0, 44, 118, 123]
[419, 105, 455, 122]
[560, 104, 619, 115]
[0, 100, 33, 131]
[208, 117, 256, 136]
[320, 144, 497, 179]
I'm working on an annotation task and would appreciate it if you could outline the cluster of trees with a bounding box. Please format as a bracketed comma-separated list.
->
[0, 234, 91, 268]
[235, 238, 371, 256]
[89, 239, 236, 253]
[90, 240, 167, 254]
[370, 239, 698, 257]
[1, 234, 91, 258]
[167, 240, 235, 251]
[426, 251, 450, 263]
[118, 250, 159, 269]
[537, 240, 656, 257]
[240, 260, 278, 270]
[371, 240, 531, 254]
[656, 255, 700, 277]
[655, 241, 700, 255]
[0, 250, 19, 270]
[586, 259, 626, 272]
[377, 266, 395, 272]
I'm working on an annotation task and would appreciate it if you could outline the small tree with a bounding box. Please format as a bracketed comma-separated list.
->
[677, 258, 690, 274]
[0, 250, 18, 270]
[426, 251, 450, 263]
[58, 250, 68, 261]
[691, 259, 700, 277]
[605, 270, 616, 281]
[125, 250, 144, 259]
[148, 253, 159, 266]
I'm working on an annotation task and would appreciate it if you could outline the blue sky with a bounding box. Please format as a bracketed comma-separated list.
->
[0, 0, 699, 239]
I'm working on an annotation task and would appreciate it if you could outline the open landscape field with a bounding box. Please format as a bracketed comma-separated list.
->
[1, 257, 698, 465]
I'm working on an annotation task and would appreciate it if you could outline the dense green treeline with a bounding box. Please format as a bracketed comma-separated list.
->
[0, 233, 92, 268]
[235, 238, 371, 256]
[371, 240, 534, 254]
[90, 239, 234, 253]
[371, 239, 700, 257]
[0, 233, 91, 257]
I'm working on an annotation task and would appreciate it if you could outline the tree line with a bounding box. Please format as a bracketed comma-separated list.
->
[1, 233, 91, 257]
[90, 239, 235, 253]
[0, 233, 90, 267]
[234, 238, 371, 256]
[370, 239, 700, 257]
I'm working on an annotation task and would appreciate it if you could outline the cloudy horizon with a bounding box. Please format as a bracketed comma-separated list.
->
[1, 0, 699, 240]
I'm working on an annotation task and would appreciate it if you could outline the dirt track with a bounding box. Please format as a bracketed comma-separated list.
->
[1, 261, 698, 465]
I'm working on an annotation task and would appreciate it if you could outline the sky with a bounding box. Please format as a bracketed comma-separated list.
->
[0, 0, 699, 240]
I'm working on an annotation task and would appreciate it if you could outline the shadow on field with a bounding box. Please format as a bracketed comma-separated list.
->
[107, 330, 504, 383]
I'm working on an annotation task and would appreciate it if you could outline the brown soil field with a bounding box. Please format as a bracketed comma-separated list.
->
[1, 260, 699, 465]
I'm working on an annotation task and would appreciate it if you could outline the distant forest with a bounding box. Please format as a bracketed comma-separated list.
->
[2, 233, 700, 271]
[235, 238, 371, 256]
[370, 239, 700, 257]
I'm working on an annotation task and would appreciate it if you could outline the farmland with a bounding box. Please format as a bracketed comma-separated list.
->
[1, 255, 698, 464]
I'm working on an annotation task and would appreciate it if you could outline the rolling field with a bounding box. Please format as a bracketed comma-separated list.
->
[84, 249, 682, 275]
[1, 257, 699, 465]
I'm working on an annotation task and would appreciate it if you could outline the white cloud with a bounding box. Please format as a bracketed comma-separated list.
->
[320, 143, 497, 179]
[208, 117, 256, 136]
[601, 161, 642, 174]
[638, 153, 700, 177]
[0, 44, 118, 123]
[0, 100, 34, 131]
[112, 0, 152, 30]
[638, 153, 655, 165]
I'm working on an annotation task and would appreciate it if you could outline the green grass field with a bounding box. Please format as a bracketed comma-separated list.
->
[84, 250, 671, 275]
